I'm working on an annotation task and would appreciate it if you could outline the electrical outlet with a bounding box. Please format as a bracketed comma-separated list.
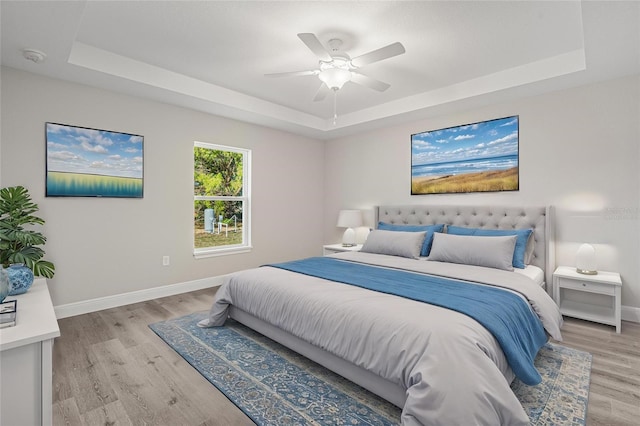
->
[162, 256, 170, 266]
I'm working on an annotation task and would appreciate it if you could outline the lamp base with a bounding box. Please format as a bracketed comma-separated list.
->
[342, 227, 356, 247]
[576, 268, 598, 275]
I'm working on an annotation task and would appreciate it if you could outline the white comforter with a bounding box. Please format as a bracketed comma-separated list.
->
[200, 252, 563, 425]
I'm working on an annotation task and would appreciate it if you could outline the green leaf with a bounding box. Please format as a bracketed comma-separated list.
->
[31, 260, 55, 278]
[14, 230, 46, 246]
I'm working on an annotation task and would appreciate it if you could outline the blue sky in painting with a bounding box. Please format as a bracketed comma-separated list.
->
[411, 116, 518, 167]
[46, 123, 143, 178]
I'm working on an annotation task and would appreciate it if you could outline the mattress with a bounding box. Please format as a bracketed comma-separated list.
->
[515, 264, 545, 286]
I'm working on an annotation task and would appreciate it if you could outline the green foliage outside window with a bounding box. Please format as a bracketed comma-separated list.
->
[194, 146, 246, 249]
[194, 147, 243, 222]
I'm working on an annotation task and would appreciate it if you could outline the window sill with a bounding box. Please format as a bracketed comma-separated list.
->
[193, 246, 253, 259]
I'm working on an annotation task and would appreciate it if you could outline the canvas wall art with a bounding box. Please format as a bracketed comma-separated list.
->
[411, 116, 519, 195]
[45, 122, 144, 198]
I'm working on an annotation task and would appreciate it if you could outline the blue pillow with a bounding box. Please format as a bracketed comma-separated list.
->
[377, 222, 445, 257]
[446, 225, 532, 269]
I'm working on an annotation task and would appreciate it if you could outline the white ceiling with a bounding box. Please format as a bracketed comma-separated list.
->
[2, 1, 639, 140]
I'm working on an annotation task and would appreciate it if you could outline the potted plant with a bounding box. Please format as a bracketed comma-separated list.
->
[0, 186, 55, 294]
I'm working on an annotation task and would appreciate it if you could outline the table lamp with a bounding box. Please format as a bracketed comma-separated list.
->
[337, 210, 362, 247]
[576, 243, 598, 275]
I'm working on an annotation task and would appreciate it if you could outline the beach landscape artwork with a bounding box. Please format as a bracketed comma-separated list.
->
[46, 122, 144, 198]
[411, 116, 519, 195]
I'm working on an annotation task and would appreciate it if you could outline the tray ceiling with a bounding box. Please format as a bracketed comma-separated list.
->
[2, 1, 639, 139]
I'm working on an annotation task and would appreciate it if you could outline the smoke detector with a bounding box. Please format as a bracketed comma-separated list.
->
[22, 48, 47, 64]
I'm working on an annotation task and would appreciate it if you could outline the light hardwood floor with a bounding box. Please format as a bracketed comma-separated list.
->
[53, 288, 640, 426]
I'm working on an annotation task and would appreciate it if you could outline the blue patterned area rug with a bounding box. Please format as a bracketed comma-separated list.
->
[149, 312, 592, 426]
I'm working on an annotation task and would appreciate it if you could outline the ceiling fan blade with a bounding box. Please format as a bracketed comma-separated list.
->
[313, 83, 330, 102]
[351, 73, 391, 92]
[351, 42, 405, 68]
[297, 33, 333, 62]
[264, 70, 317, 78]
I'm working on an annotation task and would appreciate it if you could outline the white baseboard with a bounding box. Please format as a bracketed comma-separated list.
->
[54, 275, 226, 319]
[622, 305, 640, 323]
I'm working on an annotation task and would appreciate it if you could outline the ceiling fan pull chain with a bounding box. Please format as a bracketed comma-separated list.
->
[333, 89, 338, 126]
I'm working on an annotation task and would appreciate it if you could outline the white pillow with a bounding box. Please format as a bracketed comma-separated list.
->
[428, 232, 517, 271]
[361, 229, 426, 259]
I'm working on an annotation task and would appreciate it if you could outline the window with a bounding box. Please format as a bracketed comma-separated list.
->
[193, 142, 251, 257]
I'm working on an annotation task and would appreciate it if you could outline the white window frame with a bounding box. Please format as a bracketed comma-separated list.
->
[193, 141, 251, 259]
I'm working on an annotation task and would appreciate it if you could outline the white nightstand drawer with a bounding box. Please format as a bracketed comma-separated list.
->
[556, 276, 615, 295]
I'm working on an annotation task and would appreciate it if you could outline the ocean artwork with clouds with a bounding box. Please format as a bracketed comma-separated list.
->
[45, 122, 144, 198]
[411, 116, 519, 195]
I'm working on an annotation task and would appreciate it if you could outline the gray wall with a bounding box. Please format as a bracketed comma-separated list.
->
[1, 67, 325, 306]
[324, 74, 640, 314]
[3, 66, 639, 318]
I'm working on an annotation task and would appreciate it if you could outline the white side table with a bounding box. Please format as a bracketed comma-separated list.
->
[553, 266, 622, 333]
[323, 243, 363, 256]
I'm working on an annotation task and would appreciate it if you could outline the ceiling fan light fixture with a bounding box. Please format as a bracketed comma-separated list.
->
[318, 67, 352, 90]
[266, 33, 404, 103]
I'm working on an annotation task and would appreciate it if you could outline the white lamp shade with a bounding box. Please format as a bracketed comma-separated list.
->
[337, 210, 363, 228]
[337, 210, 362, 247]
[576, 243, 597, 275]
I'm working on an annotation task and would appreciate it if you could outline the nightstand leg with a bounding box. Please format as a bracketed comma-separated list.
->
[615, 287, 621, 333]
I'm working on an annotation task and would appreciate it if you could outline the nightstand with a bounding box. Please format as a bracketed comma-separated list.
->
[553, 266, 622, 333]
[323, 243, 363, 256]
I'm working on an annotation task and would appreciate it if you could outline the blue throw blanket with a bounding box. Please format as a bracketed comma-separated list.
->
[266, 257, 547, 385]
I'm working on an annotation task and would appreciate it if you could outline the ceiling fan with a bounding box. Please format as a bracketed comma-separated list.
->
[265, 33, 406, 102]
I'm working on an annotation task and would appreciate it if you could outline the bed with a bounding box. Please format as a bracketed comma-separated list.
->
[199, 205, 563, 425]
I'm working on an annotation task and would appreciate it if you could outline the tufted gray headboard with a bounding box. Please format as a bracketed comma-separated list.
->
[375, 205, 555, 291]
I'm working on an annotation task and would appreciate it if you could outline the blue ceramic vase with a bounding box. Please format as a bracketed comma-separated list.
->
[0, 266, 9, 302]
[7, 264, 34, 295]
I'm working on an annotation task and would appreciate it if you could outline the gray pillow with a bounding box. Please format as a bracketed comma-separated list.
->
[428, 232, 517, 271]
[361, 229, 426, 259]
